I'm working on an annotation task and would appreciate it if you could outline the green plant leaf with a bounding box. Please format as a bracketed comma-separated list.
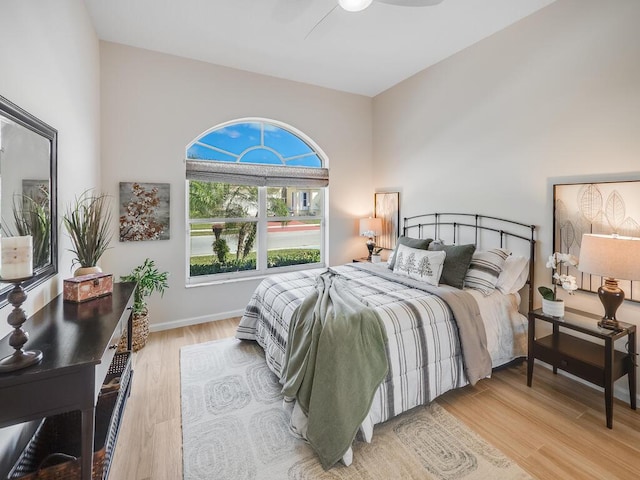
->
[120, 258, 169, 315]
[538, 286, 555, 301]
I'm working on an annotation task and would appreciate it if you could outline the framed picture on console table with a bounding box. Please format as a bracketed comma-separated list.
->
[553, 179, 640, 302]
[374, 192, 400, 250]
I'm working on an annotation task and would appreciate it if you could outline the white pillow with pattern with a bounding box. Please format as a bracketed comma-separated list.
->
[392, 244, 446, 286]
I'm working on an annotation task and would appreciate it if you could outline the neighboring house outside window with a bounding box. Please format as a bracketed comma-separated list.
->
[185, 119, 328, 284]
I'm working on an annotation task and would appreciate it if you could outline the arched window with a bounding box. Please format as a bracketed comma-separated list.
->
[186, 119, 328, 282]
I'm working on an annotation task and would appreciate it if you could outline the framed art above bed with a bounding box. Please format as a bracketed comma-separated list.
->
[374, 192, 399, 250]
[554, 180, 640, 302]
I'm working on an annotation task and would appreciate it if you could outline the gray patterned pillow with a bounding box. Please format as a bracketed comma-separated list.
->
[464, 248, 510, 295]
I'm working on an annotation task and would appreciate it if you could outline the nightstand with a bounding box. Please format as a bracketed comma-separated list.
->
[527, 307, 636, 428]
[352, 257, 371, 263]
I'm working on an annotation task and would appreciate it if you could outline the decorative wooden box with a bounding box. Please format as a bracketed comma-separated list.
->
[63, 273, 113, 303]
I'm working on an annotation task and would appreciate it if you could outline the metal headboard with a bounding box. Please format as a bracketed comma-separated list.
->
[403, 213, 536, 311]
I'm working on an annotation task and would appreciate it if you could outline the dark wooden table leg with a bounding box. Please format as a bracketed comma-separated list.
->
[527, 313, 534, 387]
[552, 323, 559, 374]
[629, 330, 636, 410]
[604, 338, 614, 429]
[81, 407, 95, 479]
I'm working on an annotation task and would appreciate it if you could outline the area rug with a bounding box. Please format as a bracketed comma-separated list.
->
[180, 338, 531, 480]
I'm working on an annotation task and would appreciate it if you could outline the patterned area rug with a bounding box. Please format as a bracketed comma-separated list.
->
[180, 338, 531, 480]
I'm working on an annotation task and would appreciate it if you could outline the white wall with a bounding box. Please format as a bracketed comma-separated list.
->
[0, 0, 101, 474]
[0, 0, 101, 331]
[372, 0, 640, 400]
[99, 42, 373, 330]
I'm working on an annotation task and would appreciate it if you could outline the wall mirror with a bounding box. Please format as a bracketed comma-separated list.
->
[0, 95, 57, 306]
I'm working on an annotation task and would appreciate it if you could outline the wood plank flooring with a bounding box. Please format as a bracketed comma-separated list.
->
[109, 318, 640, 479]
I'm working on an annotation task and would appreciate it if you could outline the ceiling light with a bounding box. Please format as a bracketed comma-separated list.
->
[339, 0, 374, 12]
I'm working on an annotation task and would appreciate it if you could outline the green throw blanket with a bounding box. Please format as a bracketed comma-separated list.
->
[281, 270, 389, 469]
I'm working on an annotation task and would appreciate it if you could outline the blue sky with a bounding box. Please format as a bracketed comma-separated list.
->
[188, 121, 321, 167]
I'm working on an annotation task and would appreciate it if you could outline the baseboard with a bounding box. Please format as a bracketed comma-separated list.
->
[537, 362, 639, 406]
[149, 309, 245, 332]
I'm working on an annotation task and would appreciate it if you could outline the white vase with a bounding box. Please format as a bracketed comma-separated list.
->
[542, 298, 565, 317]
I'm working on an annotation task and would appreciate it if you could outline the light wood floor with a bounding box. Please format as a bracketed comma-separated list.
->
[109, 318, 640, 480]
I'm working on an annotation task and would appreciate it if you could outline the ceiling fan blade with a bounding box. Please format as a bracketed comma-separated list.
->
[305, 4, 339, 40]
[376, 0, 445, 6]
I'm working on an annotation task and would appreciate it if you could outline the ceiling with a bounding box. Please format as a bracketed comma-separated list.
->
[84, 0, 556, 97]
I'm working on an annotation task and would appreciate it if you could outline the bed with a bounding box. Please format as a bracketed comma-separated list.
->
[236, 213, 536, 469]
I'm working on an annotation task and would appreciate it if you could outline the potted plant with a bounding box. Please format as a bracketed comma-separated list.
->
[63, 190, 113, 276]
[12, 191, 51, 269]
[371, 247, 383, 264]
[120, 258, 169, 351]
[539, 252, 579, 317]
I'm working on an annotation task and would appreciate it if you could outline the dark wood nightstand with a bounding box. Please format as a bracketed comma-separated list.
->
[527, 307, 636, 428]
[352, 257, 371, 263]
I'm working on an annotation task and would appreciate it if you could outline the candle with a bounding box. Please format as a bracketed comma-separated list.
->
[1, 236, 33, 280]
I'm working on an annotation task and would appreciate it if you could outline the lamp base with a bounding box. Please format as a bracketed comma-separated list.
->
[366, 238, 375, 261]
[597, 278, 624, 330]
[597, 319, 621, 330]
[0, 278, 43, 372]
[0, 349, 43, 373]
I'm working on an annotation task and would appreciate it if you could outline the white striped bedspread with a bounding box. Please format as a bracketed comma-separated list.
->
[236, 263, 527, 430]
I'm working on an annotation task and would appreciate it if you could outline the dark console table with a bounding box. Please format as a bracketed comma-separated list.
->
[0, 282, 135, 480]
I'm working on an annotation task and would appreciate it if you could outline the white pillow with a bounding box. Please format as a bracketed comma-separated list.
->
[495, 255, 529, 295]
[393, 245, 446, 286]
[464, 248, 510, 296]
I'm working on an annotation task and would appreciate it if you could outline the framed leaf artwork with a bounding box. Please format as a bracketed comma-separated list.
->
[553, 180, 640, 302]
[374, 192, 400, 250]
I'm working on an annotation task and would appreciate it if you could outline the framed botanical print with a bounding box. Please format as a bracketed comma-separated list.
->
[553, 180, 640, 302]
[119, 182, 171, 241]
[374, 192, 400, 250]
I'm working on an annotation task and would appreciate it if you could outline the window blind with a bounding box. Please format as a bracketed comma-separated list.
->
[186, 160, 329, 187]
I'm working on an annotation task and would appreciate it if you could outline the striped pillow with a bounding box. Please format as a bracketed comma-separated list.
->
[464, 248, 510, 295]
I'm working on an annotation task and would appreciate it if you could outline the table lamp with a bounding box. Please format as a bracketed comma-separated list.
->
[359, 217, 382, 260]
[0, 235, 43, 372]
[578, 233, 640, 329]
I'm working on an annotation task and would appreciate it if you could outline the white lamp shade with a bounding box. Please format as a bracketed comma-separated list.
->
[359, 217, 382, 237]
[339, 0, 374, 12]
[578, 234, 640, 281]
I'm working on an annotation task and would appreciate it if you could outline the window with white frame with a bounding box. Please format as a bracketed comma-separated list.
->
[186, 120, 328, 282]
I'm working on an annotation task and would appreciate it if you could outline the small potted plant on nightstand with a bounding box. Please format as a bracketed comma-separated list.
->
[539, 252, 578, 317]
[371, 247, 383, 264]
[120, 258, 169, 351]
